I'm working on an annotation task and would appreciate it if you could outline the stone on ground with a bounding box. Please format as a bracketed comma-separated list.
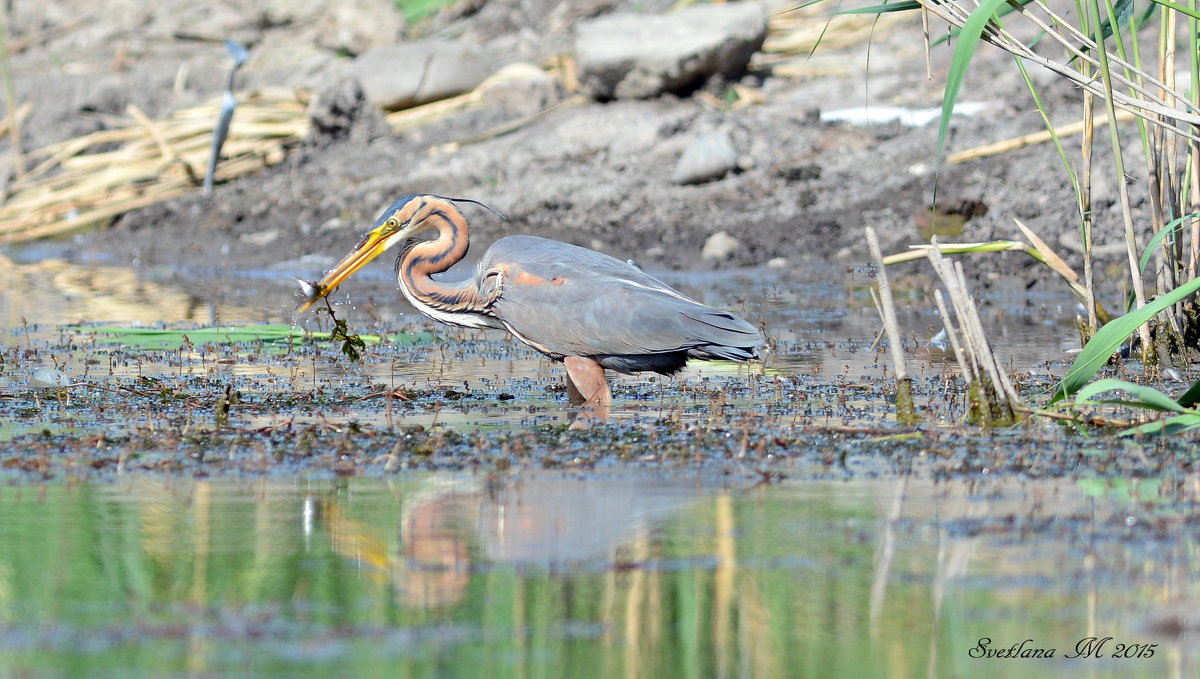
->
[575, 2, 768, 100]
[673, 130, 738, 185]
[352, 40, 498, 110]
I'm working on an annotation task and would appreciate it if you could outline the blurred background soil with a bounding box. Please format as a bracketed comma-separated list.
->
[0, 0, 1131, 292]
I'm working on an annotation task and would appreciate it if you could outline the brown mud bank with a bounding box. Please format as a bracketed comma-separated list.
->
[0, 0, 1140, 299]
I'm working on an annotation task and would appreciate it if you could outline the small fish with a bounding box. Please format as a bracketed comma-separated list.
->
[297, 278, 324, 306]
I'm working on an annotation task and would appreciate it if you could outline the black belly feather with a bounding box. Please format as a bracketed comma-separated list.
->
[594, 352, 690, 375]
[593, 341, 760, 376]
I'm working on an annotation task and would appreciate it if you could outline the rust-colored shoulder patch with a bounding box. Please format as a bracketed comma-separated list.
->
[513, 269, 549, 286]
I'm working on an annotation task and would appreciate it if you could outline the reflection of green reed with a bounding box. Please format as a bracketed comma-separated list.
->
[0, 479, 1186, 677]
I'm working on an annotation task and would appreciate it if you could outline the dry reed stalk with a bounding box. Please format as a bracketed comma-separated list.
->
[918, 0, 1200, 138]
[433, 94, 587, 152]
[0, 100, 29, 138]
[865, 226, 920, 425]
[1083, 5, 1153, 359]
[933, 290, 972, 381]
[946, 109, 1135, 164]
[1081, 75, 1098, 339]
[0, 88, 309, 244]
[925, 241, 1020, 425]
[386, 62, 555, 134]
[386, 90, 485, 133]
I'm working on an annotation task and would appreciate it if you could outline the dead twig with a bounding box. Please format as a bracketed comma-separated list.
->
[866, 226, 921, 425]
[925, 240, 1022, 425]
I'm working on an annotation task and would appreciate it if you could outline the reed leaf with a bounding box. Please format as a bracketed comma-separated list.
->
[936, 0, 1011, 174]
[832, 2, 921, 15]
[1120, 414, 1200, 435]
[1049, 275, 1200, 403]
[1177, 379, 1200, 408]
[1073, 377, 1190, 411]
[1138, 212, 1197, 273]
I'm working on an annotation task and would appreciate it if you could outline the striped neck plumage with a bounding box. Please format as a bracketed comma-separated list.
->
[394, 199, 500, 329]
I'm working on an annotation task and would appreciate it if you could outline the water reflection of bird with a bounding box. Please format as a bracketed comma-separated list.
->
[299, 194, 763, 418]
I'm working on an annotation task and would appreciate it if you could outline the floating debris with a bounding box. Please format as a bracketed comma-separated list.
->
[29, 368, 69, 389]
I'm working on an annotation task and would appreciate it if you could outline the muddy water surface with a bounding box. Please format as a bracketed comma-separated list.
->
[1, 252, 1195, 678]
[0, 252, 1082, 433]
[0, 472, 1194, 678]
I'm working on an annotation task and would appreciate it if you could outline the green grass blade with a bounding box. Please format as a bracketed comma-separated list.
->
[936, 0, 1012, 177]
[1049, 275, 1200, 403]
[1073, 378, 1190, 412]
[832, 1, 921, 14]
[395, 0, 457, 24]
[1138, 213, 1198, 273]
[1095, 0, 1135, 41]
[931, 0, 1039, 46]
[1176, 379, 1200, 408]
[880, 240, 1030, 264]
[1145, 0, 1200, 20]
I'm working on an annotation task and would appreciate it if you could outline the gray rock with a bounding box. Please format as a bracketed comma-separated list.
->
[239, 229, 280, 246]
[351, 40, 498, 110]
[701, 231, 741, 261]
[315, 0, 404, 56]
[672, 130, 738, 185]
[575, 2, 767, 100]
[306, 77, 392, 144]
[482, 63, 561, 116]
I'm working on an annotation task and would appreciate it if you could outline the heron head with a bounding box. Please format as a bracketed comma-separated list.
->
[297, 194, 505, 311]
[297, 195, 431, 311]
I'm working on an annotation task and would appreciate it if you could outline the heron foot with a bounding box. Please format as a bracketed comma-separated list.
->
[564, 356, 612, 406]
[564, 357, 611, 426]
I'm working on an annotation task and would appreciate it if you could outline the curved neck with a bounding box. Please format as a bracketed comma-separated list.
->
[396, 200, 489, 319]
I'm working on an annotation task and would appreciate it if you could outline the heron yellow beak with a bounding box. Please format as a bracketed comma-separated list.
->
[297, 224, 394, 311]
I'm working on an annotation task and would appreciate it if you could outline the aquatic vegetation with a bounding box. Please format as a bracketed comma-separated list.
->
[69, 324, 435, 352]
[834, 0, 1200, 428]
[1073, 378, 1200, 435]
[1051, 278, 1200, 403]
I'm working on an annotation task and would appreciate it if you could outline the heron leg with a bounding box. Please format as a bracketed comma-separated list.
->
[563, 356, 611, 424]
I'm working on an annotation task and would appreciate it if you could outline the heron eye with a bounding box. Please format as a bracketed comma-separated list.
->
[386, 218, 399, 229]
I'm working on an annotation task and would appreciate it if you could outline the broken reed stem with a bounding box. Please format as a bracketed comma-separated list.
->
[1089, 3, 1153, 359]
[865, 226, 920, 425]
[925, 240, 1021, 425]
[1081, 78, 1098, 339]
[933, 290, 973, 381]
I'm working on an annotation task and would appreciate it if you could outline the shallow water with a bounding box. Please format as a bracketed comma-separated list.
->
[2, 249, 1192, 677]
[0, 472, 1194, 678]
[0, 251, 1085, 435]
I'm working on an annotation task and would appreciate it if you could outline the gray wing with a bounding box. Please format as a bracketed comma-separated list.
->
[479, 235, 762, 361]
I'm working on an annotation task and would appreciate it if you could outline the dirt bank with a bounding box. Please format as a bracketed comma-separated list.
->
[2, 0, 1139, 301]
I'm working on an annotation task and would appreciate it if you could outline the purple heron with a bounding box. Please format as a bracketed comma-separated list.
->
[299, 194, 762, 415]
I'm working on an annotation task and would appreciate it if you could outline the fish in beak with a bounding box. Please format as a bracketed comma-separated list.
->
[297, 220, 403, 311]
